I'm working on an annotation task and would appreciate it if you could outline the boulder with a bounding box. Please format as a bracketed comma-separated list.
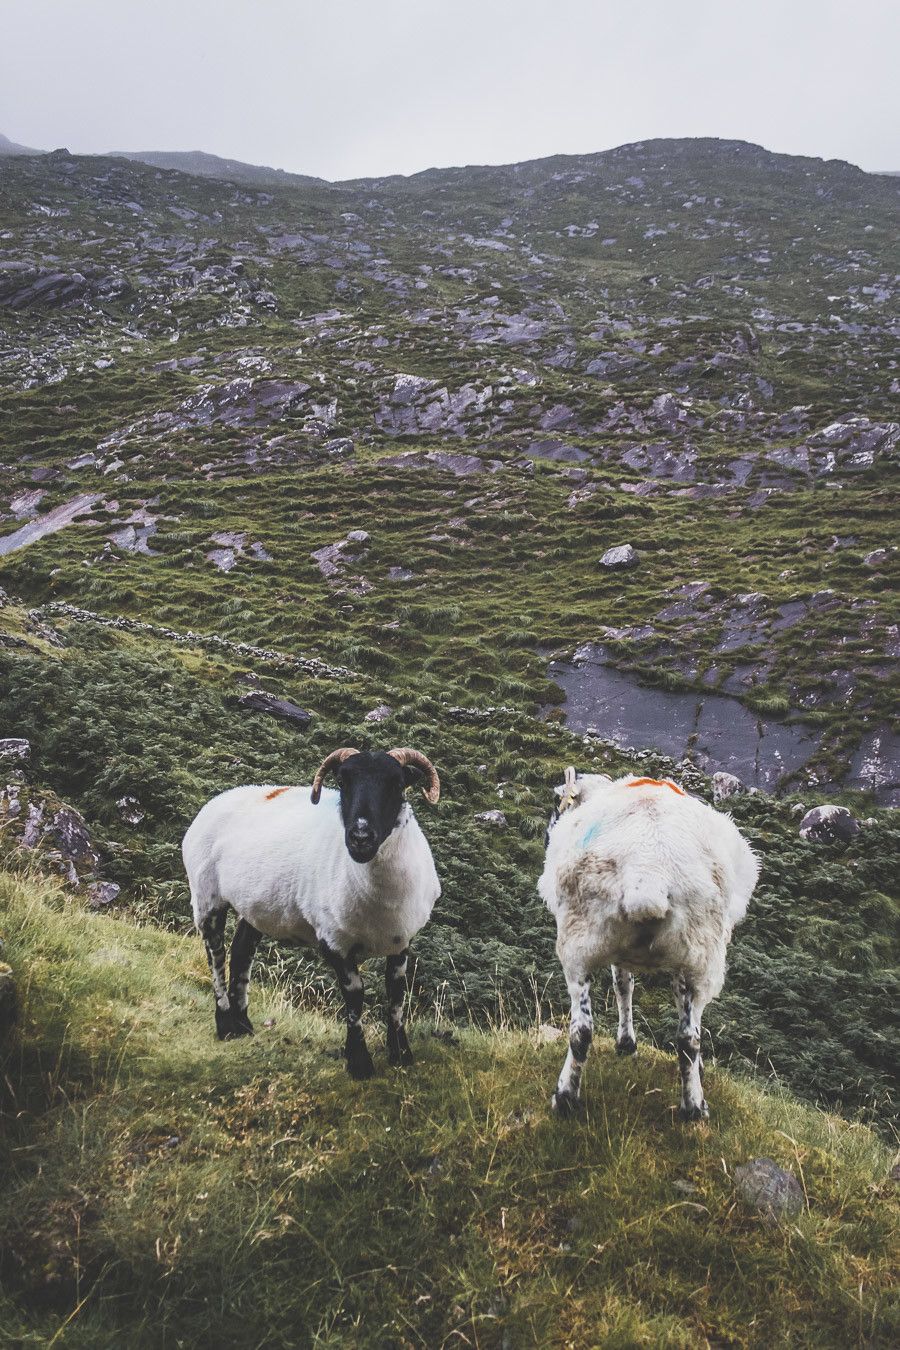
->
[734, 1158, 804, 1222]
[237, 690, 312, 727]
[87, 881, 121, 907]
[474, 810, 508, 828]
[712, 771, 743, 802]
[600, 544, 638, 569]
[799, 805, 860, 844]
[364, 704, 393, 723]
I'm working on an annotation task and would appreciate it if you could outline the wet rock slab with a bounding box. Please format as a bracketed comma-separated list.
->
[0, 493, 103, 557]
[547, 645, 821, 791]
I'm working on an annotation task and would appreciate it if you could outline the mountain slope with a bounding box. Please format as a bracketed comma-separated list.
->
[109, 147, 327, 188]
[0, 867, 897, 1347]
[0, 131, 42, 156]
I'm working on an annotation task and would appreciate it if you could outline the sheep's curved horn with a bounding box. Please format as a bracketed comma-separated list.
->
[310, 747, 359, 803]
[388, 748, 440, 804]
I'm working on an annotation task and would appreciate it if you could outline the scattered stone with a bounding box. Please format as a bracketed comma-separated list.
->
[474, 809, 508, 828]
[712, 771, 744, 803]
[673, 1178, 700, 1195]
[311, 529, 370, 579]
[88, 881, 121, 908]
[116, 795, 145, 826]
[537, 1023, 564, 1043]
[364, 704, 393, 723]
[799, 805, 860, 844]
[237, 690, 312, 727]
[0, 963, 17, 1038]
[734, 1158, 804, 1221]
[600, 543, 638, 569]
[863, 548, 890, 568]
[0, 739, 30, 762]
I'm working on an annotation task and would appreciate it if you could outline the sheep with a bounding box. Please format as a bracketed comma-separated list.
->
[182, 746, 441, 1078]
[538, 769, 758, 1120]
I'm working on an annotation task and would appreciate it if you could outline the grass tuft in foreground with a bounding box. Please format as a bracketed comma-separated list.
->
[0, 867, 897, 1348]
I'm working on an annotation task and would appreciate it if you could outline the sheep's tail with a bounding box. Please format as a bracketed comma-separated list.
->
[619, 866, 670, 923]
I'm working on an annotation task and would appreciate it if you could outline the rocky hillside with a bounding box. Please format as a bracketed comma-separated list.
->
[0, 139, 898, 1131]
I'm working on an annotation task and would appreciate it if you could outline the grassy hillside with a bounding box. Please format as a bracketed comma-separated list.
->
[0, 867, 897, 1348]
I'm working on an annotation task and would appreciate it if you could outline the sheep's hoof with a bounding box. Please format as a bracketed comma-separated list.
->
[678, 1100, 710, 1123]
[551, 1090, 584, 1120]
[388, 1030, 415, 1067]
[346, 1046, 376, 1080]
[615, 1034, 637, 1056]
[215, 1007, 236, 1040]
[216, 1008, 254, 1040]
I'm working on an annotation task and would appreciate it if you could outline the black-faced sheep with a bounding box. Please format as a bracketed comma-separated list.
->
[182, 747, 441, 1078]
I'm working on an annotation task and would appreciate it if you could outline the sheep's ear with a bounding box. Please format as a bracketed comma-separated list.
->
[555, 767, 581, 812]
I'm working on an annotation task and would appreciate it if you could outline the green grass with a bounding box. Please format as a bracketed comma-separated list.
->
[1, 868, 897, 1348]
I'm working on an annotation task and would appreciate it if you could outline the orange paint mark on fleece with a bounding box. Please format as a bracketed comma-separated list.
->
[625, 777, 686, 796]
[265, 786, 291, 801]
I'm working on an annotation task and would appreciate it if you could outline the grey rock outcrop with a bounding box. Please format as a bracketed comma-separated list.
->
[0, 739, 30, 761]
[311, 530, 370, 580]
[237, 690, 312, 727]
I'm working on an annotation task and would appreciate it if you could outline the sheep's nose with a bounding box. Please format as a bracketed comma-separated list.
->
[348, 821, 376, 849]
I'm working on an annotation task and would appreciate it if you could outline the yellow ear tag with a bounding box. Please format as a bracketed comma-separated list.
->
[558, 790, 576, 812]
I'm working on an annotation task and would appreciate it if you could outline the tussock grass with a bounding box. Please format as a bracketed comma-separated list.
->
[1, 869, 897, 1348]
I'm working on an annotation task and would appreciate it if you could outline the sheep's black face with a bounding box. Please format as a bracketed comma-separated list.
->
[337, 752, 416, 863]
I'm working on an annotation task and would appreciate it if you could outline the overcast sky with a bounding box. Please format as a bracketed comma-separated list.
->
[3, 1, 898, 178]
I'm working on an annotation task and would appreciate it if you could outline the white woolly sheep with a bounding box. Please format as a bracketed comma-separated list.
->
[538, 770, 758, 1120]
[182, 747, 441, 1078]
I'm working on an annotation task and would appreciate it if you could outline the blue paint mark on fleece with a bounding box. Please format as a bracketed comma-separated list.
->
[580, 822, 602, 850]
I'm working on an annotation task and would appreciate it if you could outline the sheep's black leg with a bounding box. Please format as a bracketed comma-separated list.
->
[673, 973, 709, 1121]
[552, 975, 592, 1118]
[200, 908, 234, 1040]
[385, 949, 414, 1067]
[611, 964, 637, 1055]
[227, 919, 263, 1037]
[319, 940, 375, 1080]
